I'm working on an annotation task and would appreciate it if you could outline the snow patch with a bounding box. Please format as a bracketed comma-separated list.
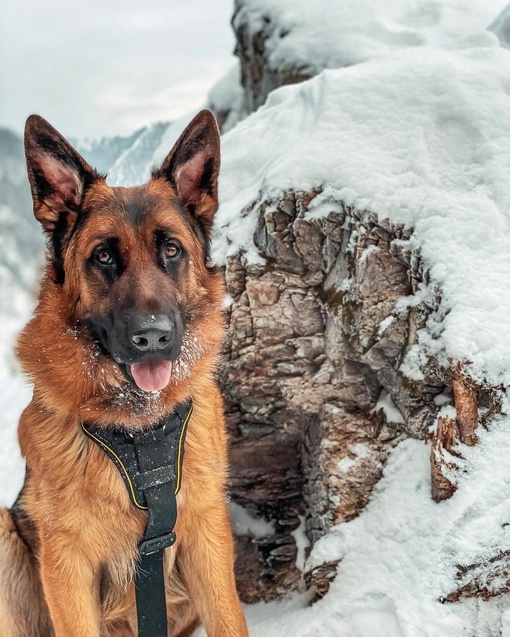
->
[377, 315, 395, 336]
[373, 390, 405, 424]
[291, 515, 309, 573]
[230, 501, 276, 538]
[254, 431, 510, 637]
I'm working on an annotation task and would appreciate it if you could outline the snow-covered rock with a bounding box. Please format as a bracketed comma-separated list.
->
[216, 44, 510, 389]
[212, 11, 510, 633]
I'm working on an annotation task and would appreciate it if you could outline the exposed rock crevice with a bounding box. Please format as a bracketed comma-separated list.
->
[220, 191, 448, 600]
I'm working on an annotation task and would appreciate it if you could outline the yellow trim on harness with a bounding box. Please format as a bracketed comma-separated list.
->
[175, 405, 192, 493]
[81, 423, 147, 510]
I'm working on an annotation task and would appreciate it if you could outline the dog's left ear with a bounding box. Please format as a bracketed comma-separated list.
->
[154, 110, 220, 234]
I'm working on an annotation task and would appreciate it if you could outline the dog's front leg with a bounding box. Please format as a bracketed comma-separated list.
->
[177, 501, 248, 637]
[40, 535, 101, 637]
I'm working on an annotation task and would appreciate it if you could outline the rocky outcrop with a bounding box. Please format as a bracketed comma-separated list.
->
[220, 0, 507, 607]
[232, 7, 311, 119]
[220, 191, 448, 600]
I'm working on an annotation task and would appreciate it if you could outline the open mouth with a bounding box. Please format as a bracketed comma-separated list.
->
[125, 358, 173, 393]
[86, 321, 178, 394]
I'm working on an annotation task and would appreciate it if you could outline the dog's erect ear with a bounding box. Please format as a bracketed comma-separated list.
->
[154, 110, 220, 234]
[24, 115, 100, 235]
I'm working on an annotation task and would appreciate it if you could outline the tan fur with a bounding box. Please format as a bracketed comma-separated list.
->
[0, 113, 248, 637]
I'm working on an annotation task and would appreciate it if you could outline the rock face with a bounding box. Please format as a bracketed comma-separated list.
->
[231, 1, 312, 125]
[220, 191, 447, 600]
[232, 17, 310, 120]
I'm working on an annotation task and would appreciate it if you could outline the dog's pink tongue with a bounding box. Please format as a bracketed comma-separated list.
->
[130, 359, 173, 392]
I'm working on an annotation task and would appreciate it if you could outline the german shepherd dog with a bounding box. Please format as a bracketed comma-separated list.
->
[0, 111, 248, 637]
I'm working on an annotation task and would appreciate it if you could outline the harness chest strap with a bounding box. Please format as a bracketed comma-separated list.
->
[82, 399, 193, 637]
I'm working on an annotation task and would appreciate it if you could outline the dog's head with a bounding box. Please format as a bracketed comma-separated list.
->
[24, 111, 223, 395]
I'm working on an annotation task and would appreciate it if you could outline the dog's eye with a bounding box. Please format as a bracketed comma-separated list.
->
[95, 248, 114, 266]
[164, 241, 181, 260]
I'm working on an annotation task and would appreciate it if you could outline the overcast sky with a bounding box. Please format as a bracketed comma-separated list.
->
[0, 0, 237, 140]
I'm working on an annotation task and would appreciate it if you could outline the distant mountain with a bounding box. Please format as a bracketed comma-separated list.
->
[104, 122, 169, 186]
[0, 129, 32, 219]
[73, 128, 146, 175]
[73, 121, 172, 186]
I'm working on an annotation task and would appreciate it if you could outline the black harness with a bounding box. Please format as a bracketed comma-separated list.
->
[82, 399, 193, 637]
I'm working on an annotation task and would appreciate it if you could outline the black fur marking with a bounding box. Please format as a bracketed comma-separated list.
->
[49, 198, 96, 286]
[52, 212, 70, 285]
[10, 476, 38, 555]
[67, 208, 89, 243]
[123, 194, 148, 226]
[83, 320, 141, 389]
[83, 169, 104, 190]
[122, 191, 183, 227]
[31, 164, 56, 201]
[199, 157, 215, 196]
[83, 318, 112, 359]
[124, 201, 144, 225]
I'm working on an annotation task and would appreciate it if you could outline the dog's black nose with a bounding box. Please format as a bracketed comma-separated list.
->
[130, 315, 173, 352]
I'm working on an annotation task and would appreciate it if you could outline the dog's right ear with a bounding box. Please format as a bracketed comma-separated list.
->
[24, 115, 100, 235]
[154, 110, 220, 235]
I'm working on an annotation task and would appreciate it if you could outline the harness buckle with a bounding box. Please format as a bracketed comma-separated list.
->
[139, 532, 176, 555]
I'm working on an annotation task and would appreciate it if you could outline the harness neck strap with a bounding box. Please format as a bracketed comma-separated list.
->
[82, 399, 193, 637]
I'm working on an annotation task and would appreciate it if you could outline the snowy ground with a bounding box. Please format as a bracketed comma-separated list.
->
[4, 1, 510, 635]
